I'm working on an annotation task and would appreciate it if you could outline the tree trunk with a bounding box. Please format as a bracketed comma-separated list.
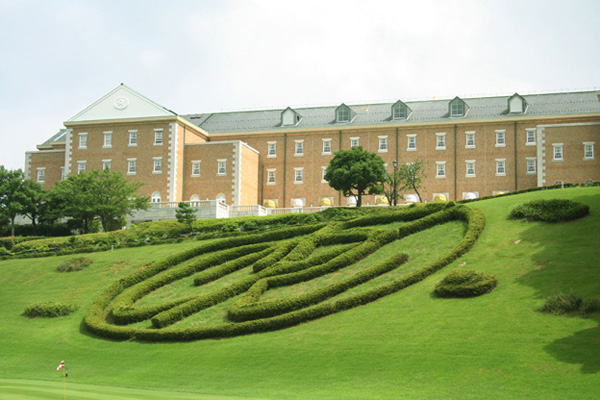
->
[357, 192, 362, 207]
[10, 215, 15, 237]
[413, 185, 422, 203]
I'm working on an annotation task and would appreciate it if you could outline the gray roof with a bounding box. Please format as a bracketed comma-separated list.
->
[41, 129, 68, 146]
[181, 91, 600, 134]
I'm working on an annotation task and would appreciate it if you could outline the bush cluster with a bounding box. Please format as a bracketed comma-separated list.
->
[83, 204, 486, 342]
[509, 199, 589, 222]
[541, 293, 600, 315]
[24, 302, 78, 318]
[434, 270, 498, 298]
[56, 257, 93, 272]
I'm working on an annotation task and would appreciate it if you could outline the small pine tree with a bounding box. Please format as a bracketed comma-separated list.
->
[175, 202, 196, 233]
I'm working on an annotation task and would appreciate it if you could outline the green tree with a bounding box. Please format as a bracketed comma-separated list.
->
[19, 179, 48, 235]
[324, 146, 386, 207]
[51, 170, 149, 233]
[0, 167, 30, 236]
[397, 159, 427, 203]
[176, 202, 197, 233]
[380, 169, 403, 206]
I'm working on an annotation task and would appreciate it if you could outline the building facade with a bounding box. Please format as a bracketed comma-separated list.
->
[25, 85, 600, 207]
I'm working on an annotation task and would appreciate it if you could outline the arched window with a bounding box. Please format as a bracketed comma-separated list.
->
[216, 194, 227, 204]
[151, 192, 161, 203]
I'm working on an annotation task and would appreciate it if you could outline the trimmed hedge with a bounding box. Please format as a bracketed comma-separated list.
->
[24, 302, 78, 318]
[434, 270, 498, 298]
[509, 199, 589, 222]
[56, 257, 93, 272]
[83, 205, 486, 341]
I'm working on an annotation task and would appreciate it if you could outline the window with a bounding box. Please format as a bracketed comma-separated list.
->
[154, 130, 163, 145]
[294, 168, 303, 184]
[465, 131, 475, 148]
[78, 133, 87, 149]
[350, 137, 359, 148]
[526, 157, 536, 174]
[584, 142, 594, 160]
[553, 144, 563, 161]
[191, 161, 200, 176]
[36, 168, 45, 183]
[216, 194, 227, 204]
[496, 159, 506, 176]
[436, 133, 446, 150]
[129, 131, 137, 146]
[407, 134, 416, 151]
[451, 102, 464, 117]
[392, 102, 408, 119]
[102, 159, 111, 171]
[217, 160, 227, 175]
[267, 141, 276, 158]
[151, 192, 161, 203]
[321, 167, 328, 183]
[267, 169, 276, 185]
[294, 140, 304, 156]
[496, 130, 506, 147]
[378, 136, 388, 152]
[526, 129, 536, 145]
[337, 107, 350, 122]
[77, 161, 86, 174]
[466, 160, 476, 177]
[153, 157, 162, 174]
[436, 162, 446, 178]
[103, 132, 112, 148]
[322, 139, 332, 155]
[60, 167, 65, 181]
[127, 158, 136, 175]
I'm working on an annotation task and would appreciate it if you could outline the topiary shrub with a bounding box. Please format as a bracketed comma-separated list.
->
[541, 293, 583, 315]
[56, 257, 93, 272]
[509, 199, 589, 222]
[435, 269, 498, 298]
[24, 302, 78, 318]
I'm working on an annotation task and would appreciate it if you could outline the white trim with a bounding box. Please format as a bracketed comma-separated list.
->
[350, 137, 359, 148]
[36, 167, 46, 183]
[495, 130, 506, 147]
[191, 160, 201, 177]
[78, 132, 87, 149]
[465, 160, 476, 177]
[294, 139, 304, 156]
[322, 138, 332, 155]
[154, 129, 164, 146]
[294, 167, 304, 184]
[321, 166, 328, 183]
[127, 158, 137, 175]
[583, 141, 595, 160]
[553, 143, 564, 161]
[435, 132, 446, 150]
[233, 142, 242, 206]
[526, 128, 536, 146]
[103, 131, 113, 148]
[267, 141, 277, 158]
[153, 157, 163, 174]
[435, 161, 446, 178]
[407, 134, 417, 151]
[77, 160, 86, 174]
[64, 129, 72, 176]
[378, 135, 388, 153]
[526, 157, 537, 175]
[128, 130, 138, 147]
[465, 131, 476, 148]
[266, 168, 276, 185]
[217, 159, 227, 176]
[495, 158, 506, 176]
[167, 123, 178, 202]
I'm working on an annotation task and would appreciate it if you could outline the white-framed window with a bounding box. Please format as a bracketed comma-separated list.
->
[321, 166, 328, 183]
[129, 131, 138, 146]
[267, 141, 276, 158]
[496, 130, 506, 147]
[435, 161, 446, 178]
[465, 160, 476, 177]
[191, 161, 200, 177]
[60, 166, 65, 181]
[77, 161, 86, 174]
[102, 159, 111, 171]
[216, 194, 227, 204]
[392, 103, 407, 120]
[266, 169, 276, 185]
[151, 192, 161, 203]
[526, 129, 536, 145]
[496, 159, 506, 176]
[217, 159, 227, 176]
[153, 157, 162, 174]
[553, 144, 563, 161]
[78, 133, 87, 149]
[465, 131, 475, 148]
[526, 157, 536, 174]
[451, 102, 465, 117]
[322, 139, 332, 155]
[36, 168, 45, 183]
[154, 129, 163, 145]
[127, 158, 136, 175]
[407, 134, 416, 151]
[584, 142, 594, 160]
[350, 137, 359, 148]
[436, 133, 446, 150]
[295, 140, 304, 156]
[337, 108, 350, 122]
[291, 197, 306, 208]
[294, 167, 303, 184]
[103, 131, 112, 148]
[378, 136, 388, 153]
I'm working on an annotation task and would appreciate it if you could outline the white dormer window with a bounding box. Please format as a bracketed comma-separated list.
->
[154, 129, 163, 145]
[508, 93, 527, 114]
[267, 141, 277, 158]
[392, 100, 410, 120]
[282, 107, 301, 126]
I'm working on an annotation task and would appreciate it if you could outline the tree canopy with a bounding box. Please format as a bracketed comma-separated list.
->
[397, 159, 427, 203]
[0, 166, 46, 236]
[324, 146, 386, 207]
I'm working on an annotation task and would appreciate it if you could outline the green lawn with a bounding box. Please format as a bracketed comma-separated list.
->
[0, 187, 598, 399]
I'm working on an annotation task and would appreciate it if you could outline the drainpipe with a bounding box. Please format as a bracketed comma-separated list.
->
[338, 130, 342, 206]
[260, 164, 264, 205]
[283, 133, 287, 207]
[514, 121, 518, 191]
[454, 124, 457, 201]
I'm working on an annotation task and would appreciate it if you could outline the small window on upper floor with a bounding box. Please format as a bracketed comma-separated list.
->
[496, 130, 506, 147]
[322, 139, 332, 155]
[154, 129, 163, 145]
[129, 131, 138, 146]
[526, 129, 536, 145]
[449, 97, 468, 117]
[391, 100, 411, 120]
[267, 141, 277, 158]
[350, 137, 359, 148]
[295, 140, 304, 156]
[336, 104, 353, 123]
[78, 133, 87, 149]
[36, 168, 45, 183]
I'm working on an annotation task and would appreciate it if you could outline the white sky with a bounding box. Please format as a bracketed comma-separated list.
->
[1, 0, 599, 170]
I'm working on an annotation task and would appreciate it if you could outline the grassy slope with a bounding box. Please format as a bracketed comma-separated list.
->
[0, 187, 598, 400]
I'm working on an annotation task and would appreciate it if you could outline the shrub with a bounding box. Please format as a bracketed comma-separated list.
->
[509, 199, 589, 222]
[56, 257, 93, 272]
[24, 302, 78, 318]
[434, 270, 498, 298]
[541, 293, 583, 315]
[581, 298, 600, 314]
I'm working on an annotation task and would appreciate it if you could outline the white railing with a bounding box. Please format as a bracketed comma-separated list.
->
[230, 205, 268, 218]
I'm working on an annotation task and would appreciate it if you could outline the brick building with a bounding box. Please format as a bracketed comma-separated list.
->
[25, 84, 600, 207]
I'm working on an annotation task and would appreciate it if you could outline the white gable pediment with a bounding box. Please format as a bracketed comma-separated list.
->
[67, 84, 176, 122]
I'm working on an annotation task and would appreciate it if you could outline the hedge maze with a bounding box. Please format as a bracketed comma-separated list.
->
[84, 202, 486, 341]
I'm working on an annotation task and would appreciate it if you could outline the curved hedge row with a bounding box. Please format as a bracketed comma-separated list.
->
[24, 302, 78, 318]
[509, 199, 589, 222]
[434, 270, 498, 298]
[83, 205, 485, 341]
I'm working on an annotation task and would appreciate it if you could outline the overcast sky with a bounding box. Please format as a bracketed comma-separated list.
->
[1, 0, 598, 171]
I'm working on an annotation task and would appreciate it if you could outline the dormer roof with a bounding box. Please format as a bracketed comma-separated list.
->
[508, 93, 528, 114]
[281, 107, 302, 127]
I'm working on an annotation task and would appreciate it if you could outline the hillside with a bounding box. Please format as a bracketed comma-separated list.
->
[0, 187, 598, 400]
